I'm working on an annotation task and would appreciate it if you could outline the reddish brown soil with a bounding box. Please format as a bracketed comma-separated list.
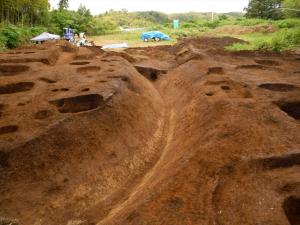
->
[214, 24, 277, 35]
[0, 37, 300, 225]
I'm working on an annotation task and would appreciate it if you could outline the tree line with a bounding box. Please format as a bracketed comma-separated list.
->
[0, 0, 49, 25]
[245, 0, 300, 19]
[1, 0, 299, 31]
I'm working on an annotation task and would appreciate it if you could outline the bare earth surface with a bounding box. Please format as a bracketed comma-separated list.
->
[0, 37, 300, 225]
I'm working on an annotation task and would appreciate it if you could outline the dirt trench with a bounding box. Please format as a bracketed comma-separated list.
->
[0, 38, 300, 225]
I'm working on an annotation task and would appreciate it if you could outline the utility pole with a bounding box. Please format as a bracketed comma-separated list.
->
[211, 2, 214, 21]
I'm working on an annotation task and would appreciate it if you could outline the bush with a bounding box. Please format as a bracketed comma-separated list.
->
[179, 19, 222, 30]
[202, 20, 221, 29]
[0, 34, 7, 51]
[147, 24, 166, 31]
[225, 43, 253, 51]
[0, 24, 47, 50]
[226, 28, 300, 52]
[1, 25, 25, 49]
[169, 28, 205, 39]
[270, 28, 300, 51]
[87, 18, 117, 35]
[218, 14, 229, 20]
[274, 19, 300, 29]
[234, 18, 271, 26]
[182, 21, 199, 29]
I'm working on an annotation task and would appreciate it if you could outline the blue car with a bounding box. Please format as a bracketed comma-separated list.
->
[141, 31, 171, 42]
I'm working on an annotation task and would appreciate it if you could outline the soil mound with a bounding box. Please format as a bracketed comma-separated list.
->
[171, 36, 247, 54]
[214, 24, 277, 35]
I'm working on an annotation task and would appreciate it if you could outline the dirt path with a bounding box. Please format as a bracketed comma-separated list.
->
[81, 102, 171, 224]
[97, 107, 176, 225]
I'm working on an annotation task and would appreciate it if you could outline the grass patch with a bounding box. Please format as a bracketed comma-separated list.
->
[274, 19, 300, 29]
[226, 28, 300, 52]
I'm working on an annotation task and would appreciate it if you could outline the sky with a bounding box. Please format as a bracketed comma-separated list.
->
[49, 0, 250, 15]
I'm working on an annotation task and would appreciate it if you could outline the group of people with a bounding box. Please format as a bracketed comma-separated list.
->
[74, 33, 88, 46]
[64, 28, 95, 47]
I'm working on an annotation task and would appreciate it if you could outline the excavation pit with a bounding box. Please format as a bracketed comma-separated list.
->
[259, 83, 297, 92]
[278, 101, 300, 121]
[70, 61, 90, 65]
[207, 67, 224, 74]
[77, 66, 101, 73]
[0, 64, 29, 76]
[50, 94, 104, 113]
[0, 125, 18, 135]
[254, 59, 280, 66]
[0, 82, 34, 95]
[236, 64, 265, 70]
[283, 196, 300, 225]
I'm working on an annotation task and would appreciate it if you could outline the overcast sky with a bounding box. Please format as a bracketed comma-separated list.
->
[49, 0, 250, 15]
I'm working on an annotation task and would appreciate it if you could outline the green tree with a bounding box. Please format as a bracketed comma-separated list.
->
[88, 17, 117, 35]
[283, 0, 300, 17]
[50, 9, 74, 34]
[245, 0, 283, 19]
[0, 0, 49, 25]
[136, 11, 170, 24]
[50, 5, 93, 35]
[58, 0, 68, 11]
[73, 4, 92, 33]
[218, 14, 229, 20]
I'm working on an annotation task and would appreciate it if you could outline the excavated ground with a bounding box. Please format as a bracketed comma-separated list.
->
[0, 37, 300, 225]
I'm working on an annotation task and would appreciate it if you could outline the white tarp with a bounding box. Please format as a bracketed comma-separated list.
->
[119, 27, 144, 32]
[31, 32, 60, 42]
[102, 43, 128, 49]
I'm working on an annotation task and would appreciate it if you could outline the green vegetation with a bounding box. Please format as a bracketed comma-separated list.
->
[50, 4, 93, 35]
[0, 0, 49, 25]
[0, 24, 46, 50]
[224, 0, 300, 52]
[226, 28, 300, 51]
[0, 0, 299, 51]
[88, 16, 300, 51]
[283, 0, 300, 17]
[245, 0, 283, 19]
[58, 0, 69, 11]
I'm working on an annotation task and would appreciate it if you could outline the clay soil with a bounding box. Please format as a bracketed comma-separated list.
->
[0, 37, 300, 225]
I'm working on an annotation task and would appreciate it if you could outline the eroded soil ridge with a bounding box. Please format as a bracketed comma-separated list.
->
[0, 37, 300, 225]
